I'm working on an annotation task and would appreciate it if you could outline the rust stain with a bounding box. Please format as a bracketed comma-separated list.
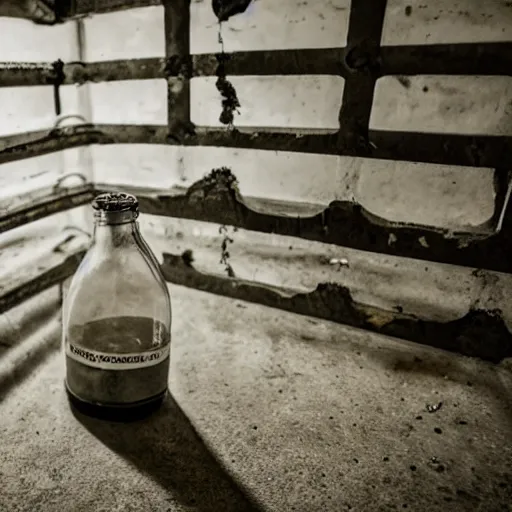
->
[215, 54, 241, 126]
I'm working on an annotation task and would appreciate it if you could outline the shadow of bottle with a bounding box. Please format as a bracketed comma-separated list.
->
[69, 391, 261, 512]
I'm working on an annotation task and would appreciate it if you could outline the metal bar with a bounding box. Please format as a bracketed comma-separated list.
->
[163, 0, 191, 137]
[1, 41, 510, 88]
[94, 176, 512, 274]
[370, 130, 512, 169]
[0, 127, 111, 165]
[0, 250, 85, 315]
[337, 0, 387, 151]
[0, 63, 56, 88]
[1, 125, 512, 168]
[193, 48, 347, 78]
[161, 253, 512, 363]
[57, 0, 161, 18]
[63, 58, 166, 84]
[0, 185, 95, 234]
[380, 42, 512, 77]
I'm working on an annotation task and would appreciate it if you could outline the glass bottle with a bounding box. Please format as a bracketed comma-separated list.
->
[63, 192, 172, 421]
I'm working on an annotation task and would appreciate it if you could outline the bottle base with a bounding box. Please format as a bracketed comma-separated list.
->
[65, 382, 167, 422]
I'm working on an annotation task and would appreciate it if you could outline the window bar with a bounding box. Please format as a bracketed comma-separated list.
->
[337, 0, 387, 154]
[164, 0, 191, 139]
[380, 42, 512, 76]
[0, 250, 86, 315]
[55, 0, 161, 18]
[1, 125, 512, 169]
[1, 42, 511, 88]
[0, 183, 94, 234]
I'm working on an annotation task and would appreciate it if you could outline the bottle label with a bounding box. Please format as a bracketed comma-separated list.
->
[66, 343, 170, 370]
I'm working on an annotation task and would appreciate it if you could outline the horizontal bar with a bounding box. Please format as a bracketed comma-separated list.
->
[161, 253, 512, 363]
[1, 42, 511, 87]
[0, 125, 340, 163]
[64, 59, 167, 84]
[95, 174, 512, 273]
[1, 124, 511, 169]
[0, 50, 343, 87]
[0, 63, 56, 87]
[0, 248, 85, 315]
[59, 0, 161, 18]
[0, 184, 95, 234]
[380, 43, 512, 76]
[370, 130, 512, 169]
[193, 48, 347, 78]
[0, 126, 110, 165]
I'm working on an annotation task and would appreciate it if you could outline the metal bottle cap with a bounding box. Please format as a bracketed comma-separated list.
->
[92, 192, 139, 225]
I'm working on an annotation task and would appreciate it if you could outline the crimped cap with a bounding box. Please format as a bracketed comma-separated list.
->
[92, 192, 138, 212]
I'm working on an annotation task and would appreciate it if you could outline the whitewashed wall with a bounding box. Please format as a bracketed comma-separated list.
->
[80, 1, 507, 230]
[1, 0, 512, 338]
[1, 1, 510, 229]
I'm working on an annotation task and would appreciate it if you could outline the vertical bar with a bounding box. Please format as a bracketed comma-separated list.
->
[163, 0, 192, 137]
[52, 60, 64, 116]
[338, 0, 387, 153]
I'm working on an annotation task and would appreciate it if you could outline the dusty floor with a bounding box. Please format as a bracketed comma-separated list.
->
[1, 285, 511, 512]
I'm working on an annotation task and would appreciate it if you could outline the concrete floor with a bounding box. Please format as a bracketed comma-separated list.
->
[1, 285, 511, 512]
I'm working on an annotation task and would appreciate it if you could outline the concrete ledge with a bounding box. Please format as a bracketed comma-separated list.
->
[1, 285, 511, 511]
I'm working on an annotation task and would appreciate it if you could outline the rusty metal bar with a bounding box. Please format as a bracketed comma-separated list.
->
[160, 252, 512, 363]
[0, 126, 111, 165]
[0, 125, 340, 164]
[0, 63, 56, 88]
[54, 0, 161, 18]
[1, 125, 512, 169]
[337, 0, 387, 153]
[193, 48, 347, 78]
[0, 250, 85, 315]
[370, 130, 512, 169]
[1, 41, 511, 88]
[0, 184, 95, 234]
[94, 171, 512, 274]
[64, 59, 167, 84]
[163, 0, 191, 138]
[380, 42, 512, 76]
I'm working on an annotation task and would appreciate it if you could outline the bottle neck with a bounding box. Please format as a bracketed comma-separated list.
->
[93, 210, 140, 248]
[93, 221, 138, 247]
